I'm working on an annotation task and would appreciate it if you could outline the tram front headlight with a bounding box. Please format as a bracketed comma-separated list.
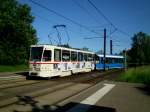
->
[36, 68, 41, 71]
[36, 65, 41, 71]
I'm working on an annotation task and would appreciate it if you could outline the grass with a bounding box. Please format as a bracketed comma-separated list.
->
[118, 66, 150, 84]
[0, 65, 29, 73]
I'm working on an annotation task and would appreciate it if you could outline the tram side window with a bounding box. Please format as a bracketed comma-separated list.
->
[114, 58, 122, 63]
[78, 52, 83, 61]
[114, 58, 117, 63]
[115, 58, 119, 63]
[101, 57, 104, 64]
[106, 58, 112, 63]
[95, 55, 100, 63]
[42, 50, 51, 61]
[62, 50, 70, 62]
[118, 58, 123, 63]
[88, 54, 93, 61]
[71, 51, 77, 61]
[112, 58, 115, 63]
[54, 49, 61, 61]
[120, 58, 124, 63]
[84, 53, 87, 61]
[92, 54, 95, 61]
[106, 58, 109, 64]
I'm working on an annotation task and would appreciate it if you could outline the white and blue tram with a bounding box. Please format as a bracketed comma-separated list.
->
[95, 54, 124, 70]
[29, 45, 95, 78]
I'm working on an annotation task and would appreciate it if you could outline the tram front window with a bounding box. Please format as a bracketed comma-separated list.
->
[30, 47, 43, 61]
[42, 50, 51, 61]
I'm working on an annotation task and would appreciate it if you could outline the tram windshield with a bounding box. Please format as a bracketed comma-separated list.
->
[42, 50, 51, 62]
[30, 47, 43, 61]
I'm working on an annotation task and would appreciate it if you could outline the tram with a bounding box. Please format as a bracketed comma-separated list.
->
[29, 44, 95, 78]
[95, 54, 124, 70]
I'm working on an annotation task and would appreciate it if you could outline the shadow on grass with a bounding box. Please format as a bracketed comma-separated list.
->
[15, 72, 50, 80]
[136, 85, 150, 96]
[15, 72, 29, 76]
[14, 95, 116, 112]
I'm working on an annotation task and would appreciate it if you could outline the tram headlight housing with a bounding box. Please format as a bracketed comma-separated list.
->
[36, 68, 41, 71]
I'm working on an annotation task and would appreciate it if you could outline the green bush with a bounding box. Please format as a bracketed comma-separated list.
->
[119, 66, 150, 84]
[0, 65, 28, 72]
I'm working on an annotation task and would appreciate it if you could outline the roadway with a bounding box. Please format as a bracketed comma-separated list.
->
[57, 81, 150, 112]
[0, 71, 149, 112]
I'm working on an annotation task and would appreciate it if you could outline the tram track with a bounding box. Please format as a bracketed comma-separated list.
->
[49, 71, 101, 83]
[50, 69, 121, 84]
[0, 69, 123, 111]
[0, 82, 74, 108]
[0, 80, 60, 101]
[81, 69, 123, 84]
[32, 72, 102, 100]
[40, 70, 123, 112]
[0, 75, 86, 108]
[0, 80, 42, 90]
[31, 70, 122, 106]
[0, 74, 95, 107]
[0, 78, 25, 85]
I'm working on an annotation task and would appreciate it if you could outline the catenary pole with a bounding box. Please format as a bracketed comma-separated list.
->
[110, 39, 112, 54]
[104, 28, 106, 71]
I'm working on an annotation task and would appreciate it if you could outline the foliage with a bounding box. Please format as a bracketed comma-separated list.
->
[118, 66, 150, 85]
[0, 65, 28, 72]
[127, 32, 150, 65]
[0, 0, 37, 65]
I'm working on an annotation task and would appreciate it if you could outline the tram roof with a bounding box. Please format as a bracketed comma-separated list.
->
[97, 54, 124, 58]
[31, 44, 94, 54]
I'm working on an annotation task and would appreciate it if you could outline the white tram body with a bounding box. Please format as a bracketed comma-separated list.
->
[29, 44, 95, 78]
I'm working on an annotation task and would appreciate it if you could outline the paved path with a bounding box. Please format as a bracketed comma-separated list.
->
[58, 81, 150, 112]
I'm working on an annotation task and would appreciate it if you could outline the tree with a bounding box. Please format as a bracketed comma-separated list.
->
[128, 32, 150, 65]
[0, 0, 37, 65]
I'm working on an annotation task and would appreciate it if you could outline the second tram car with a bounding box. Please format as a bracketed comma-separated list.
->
[29, 45, 95, 78]
[95, 54, 124, 70]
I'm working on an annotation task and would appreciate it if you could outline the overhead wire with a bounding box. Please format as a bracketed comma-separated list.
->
[30, 0, 130, 52]
[72, 0, 116, 36]
[32, 12, 57, 24]
[71, 0, 102, 25]
[117, 29, 131, 37]
[88, 0, 116, 29]
[32, 12, 61, 44]
[32, 13, 71, 45]
[87, 0, 130, 54]
[88, 0, 130, 37]
[64, 27, 70, 44]
[84, 37, 104, 39]
[30, 0, 100, 35]
[84, 35, 110, 39]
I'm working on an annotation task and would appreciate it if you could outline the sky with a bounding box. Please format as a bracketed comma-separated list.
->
[18, 0, 150, 54]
